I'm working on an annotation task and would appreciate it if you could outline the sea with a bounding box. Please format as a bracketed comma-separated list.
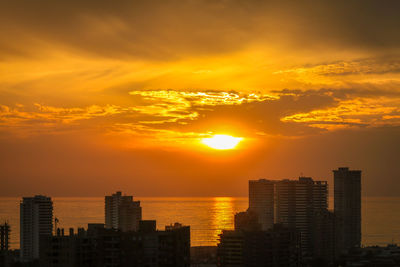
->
[1, 197, 400, 249]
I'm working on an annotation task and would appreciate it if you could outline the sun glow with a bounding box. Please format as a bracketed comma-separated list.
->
[201, 134, 243, 150]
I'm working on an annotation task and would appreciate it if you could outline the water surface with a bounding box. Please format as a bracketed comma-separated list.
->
[1, 197, 399, 249]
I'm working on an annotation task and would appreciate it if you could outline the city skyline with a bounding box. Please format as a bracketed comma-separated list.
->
[3, 167, 400, 265]
[0, 167, 364, 249]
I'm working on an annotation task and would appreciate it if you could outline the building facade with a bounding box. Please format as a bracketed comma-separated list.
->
[334, 167, 362, 253]
[275, 177, 328, 259]
[248, 179, 274, 230]
[20, 195, 53, 262]
[105, 191, 142, 232]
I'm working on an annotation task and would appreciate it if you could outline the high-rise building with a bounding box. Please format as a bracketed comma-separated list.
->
[0, 222, 11, 267]
[275, 177, 328, 258]
[20, 195, 53, 261]
[0, 222, 10, 252]
[105, 191, 142, 232]
[248, 179, 274, 230]
[334, 167, 362, 253]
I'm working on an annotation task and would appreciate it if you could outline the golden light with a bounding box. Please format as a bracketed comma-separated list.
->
[201, 134, 243, 150]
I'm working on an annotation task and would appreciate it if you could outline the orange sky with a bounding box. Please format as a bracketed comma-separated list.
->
[0, 0, 399, 197]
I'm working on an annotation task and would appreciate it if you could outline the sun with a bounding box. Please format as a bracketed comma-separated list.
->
[201, 134, 243, 150]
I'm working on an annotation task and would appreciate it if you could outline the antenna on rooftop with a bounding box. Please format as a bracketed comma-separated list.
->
[54, 217, 59, 234]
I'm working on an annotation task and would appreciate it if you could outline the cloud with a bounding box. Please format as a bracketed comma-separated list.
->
[0, 103, 122, 136]
[1, 0, 400, 61]
[128, 88, 400, 137]
[2, 87, 398, 142]
[276, 59, 400, 77]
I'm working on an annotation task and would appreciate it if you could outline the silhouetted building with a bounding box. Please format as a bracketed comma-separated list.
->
[139, 220, 157, 233]
[20, 195, 53, 262]
[334, 167, 362, 254]
[275, 177, 328, 259]
[105, 191, 142, 232]
[234, 210, 261, 232]
[217, 224, 301, 267]
[217, 230, 243, 266]
[191, 246, 217, 266]
[312, 210, 336, 262]
[160, 223, 191, 266]
[339, 244, 400, 266]
[248, 179, 274, 230]
[0, 222, 10, 252]
[40, 221, 190, 267]
[0, 222, 11, 267]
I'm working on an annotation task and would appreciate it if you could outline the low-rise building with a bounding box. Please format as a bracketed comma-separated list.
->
[40, 221, 190, 267]
[217, 219, 301, 267]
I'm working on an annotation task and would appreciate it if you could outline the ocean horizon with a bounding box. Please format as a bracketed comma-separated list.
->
[2, 196, 400, 249]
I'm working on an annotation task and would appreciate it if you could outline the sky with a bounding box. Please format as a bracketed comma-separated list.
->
[0, 0, 399, 197]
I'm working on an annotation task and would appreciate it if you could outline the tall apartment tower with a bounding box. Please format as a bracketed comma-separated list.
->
[334, 167, 362, 253]
[0, 222, 10, 251]
[105, 191, 142, 232]
[20, 195, 53, 261]
[275, 177, 328, 258]
[248, 179, 275, 230]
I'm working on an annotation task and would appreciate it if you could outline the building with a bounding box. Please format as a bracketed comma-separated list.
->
[217, 223, 301, 267]
[339, 244, 400, 267]
[275, 177, 328, 259]
[159, 223, 191, 267]
[217, 230, 244, 267]
[312, 210, 336, 262]
[0, 222, 11, 267]
[20, 195, 53, 262]
[248, 179, 274, 230]
[190, 246, 217, 266]
[334, 167, 362, 254]
[234, 210, 261, 232]
[40, 221, 190, 267]
[105, 191, 142, 232]
[0, 222, 10, 252]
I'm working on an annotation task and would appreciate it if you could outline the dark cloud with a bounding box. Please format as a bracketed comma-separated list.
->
[1, 0, 400, 60]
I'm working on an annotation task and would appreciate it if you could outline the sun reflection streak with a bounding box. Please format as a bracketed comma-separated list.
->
[211, 197, 234, 243]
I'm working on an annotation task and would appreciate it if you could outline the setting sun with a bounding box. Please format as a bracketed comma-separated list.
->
[201, 134, 243, 150]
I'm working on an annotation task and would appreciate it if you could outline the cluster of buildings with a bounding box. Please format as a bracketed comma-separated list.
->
[1, 191, 190, 267]
[2, 167, 399, 266]
[217, 167, 362, 266]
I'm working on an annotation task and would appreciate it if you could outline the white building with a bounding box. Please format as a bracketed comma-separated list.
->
[20, 195, 53, 261]
[105, 191, 142, 232]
